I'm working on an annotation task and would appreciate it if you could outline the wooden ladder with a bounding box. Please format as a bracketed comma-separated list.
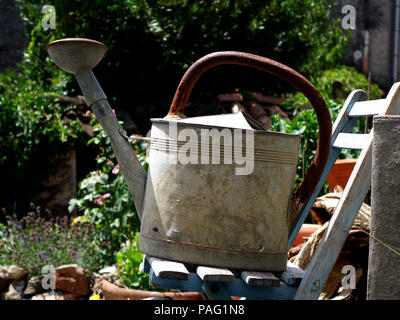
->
[142, 83, 400, 300]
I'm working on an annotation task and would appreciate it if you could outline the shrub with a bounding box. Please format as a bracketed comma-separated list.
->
[15, 0, 351, 131]
[309, 66, 382, 101]
[0, 204, 102, 276]
[0, 63, 84, 214]
[270, 65, 383, 191]
[68, 118, 148, 266]
[127, 0, 349, 74]
[0, 18, 87, 214]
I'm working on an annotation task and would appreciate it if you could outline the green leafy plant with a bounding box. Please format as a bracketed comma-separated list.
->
[270, 65, 382, 192]
[126, 0, 348, 75]
[68, 118, 148, 266]
[115, 233, 155, 290]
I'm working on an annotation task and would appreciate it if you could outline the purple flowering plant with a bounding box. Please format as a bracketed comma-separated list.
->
[0, 203, 102, 276]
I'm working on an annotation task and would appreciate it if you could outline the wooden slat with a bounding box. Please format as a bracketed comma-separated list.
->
[279, 261, 305, 286]
[141, 255, 150, 273]
[148, 257, 189, 280]
[333, 133, 369, 150]
[196, 266, 236, 282]
[348, 99, 384, 117]
[241, 271, 280, 287]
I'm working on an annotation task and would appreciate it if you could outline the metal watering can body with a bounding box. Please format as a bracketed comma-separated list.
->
[46, 39, 332, 271]
[141, 117, 300, 270]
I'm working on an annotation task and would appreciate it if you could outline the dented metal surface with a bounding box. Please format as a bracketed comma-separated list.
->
[139, 120, 300, 271]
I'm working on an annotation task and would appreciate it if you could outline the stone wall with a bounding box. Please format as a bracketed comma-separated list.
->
[0, 0, 27, 72]
[368, 115, 400, 299]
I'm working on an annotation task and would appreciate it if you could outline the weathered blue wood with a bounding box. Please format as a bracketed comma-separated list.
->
[348, 99, 385, 117]
[196, 266, 236, 282]
[148, 256, 190, 280]
[149, 269, 297, 300]
[142, 255, 151, 274]
[295, 138, 372, 299]
[224, 280, 298, 300]
[295, 83, 400, 300]
[288, 90, 368, 248]
[333, 133, 369, 150]
[278, 261, 304, 286]
[201, 282, 232, 300]
[149, 269, 203, 292]
[241, 270, 280, 287]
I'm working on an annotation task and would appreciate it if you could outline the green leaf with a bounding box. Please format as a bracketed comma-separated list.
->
[68, 199, 79, 212]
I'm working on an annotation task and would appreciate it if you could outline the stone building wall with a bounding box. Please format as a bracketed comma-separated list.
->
[332, 0, 396, 92]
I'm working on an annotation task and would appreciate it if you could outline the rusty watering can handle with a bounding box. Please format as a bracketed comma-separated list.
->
[166, 51, 332, 226]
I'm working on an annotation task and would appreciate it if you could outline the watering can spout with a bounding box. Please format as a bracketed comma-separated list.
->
[46, 38, 147, 219]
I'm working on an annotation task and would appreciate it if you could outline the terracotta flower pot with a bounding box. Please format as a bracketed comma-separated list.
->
[101, 280, 246, 300]
[291, 223, 320, 248]
[101, 280, 204, 300]
[326, 159, 357, 192]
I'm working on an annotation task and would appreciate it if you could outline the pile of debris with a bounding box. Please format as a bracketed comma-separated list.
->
[289, 188, 371, 300]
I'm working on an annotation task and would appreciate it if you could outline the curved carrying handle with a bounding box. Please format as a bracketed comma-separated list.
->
[166, 51, 332, 226]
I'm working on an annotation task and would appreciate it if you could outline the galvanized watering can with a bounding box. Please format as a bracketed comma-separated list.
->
[46, 38, 332, 271]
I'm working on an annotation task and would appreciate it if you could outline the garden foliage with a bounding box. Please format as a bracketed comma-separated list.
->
[16, 0, 351, 130]
[270, 65, 382, 191]
[0, 0, 382, 289]
[115, 233, 154, 290]
[0, 38, 83, 214]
